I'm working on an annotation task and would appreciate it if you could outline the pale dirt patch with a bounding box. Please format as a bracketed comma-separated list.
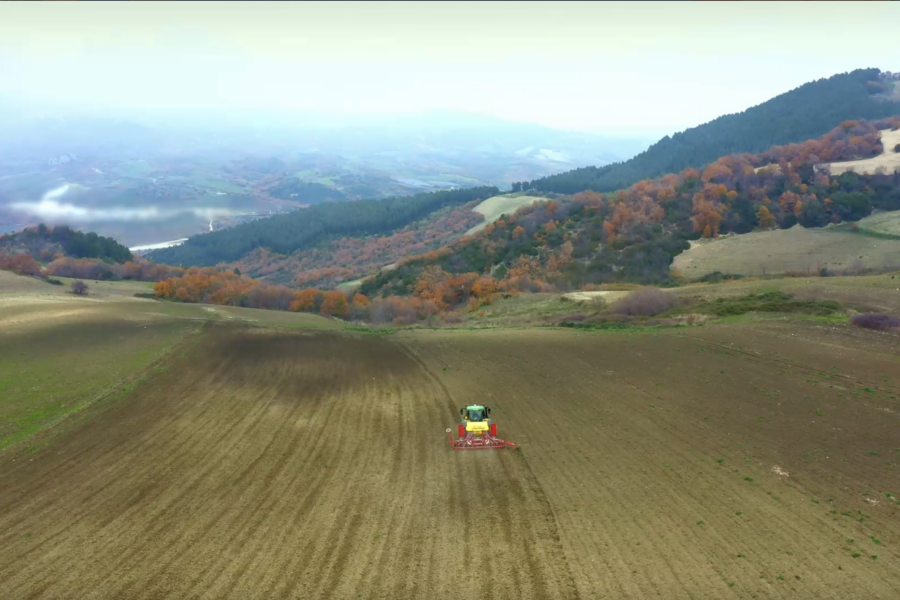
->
[561, 291, 630, 303]
[202, 306, 237, 320]
[465, 195, 548, 236]
[755, 129, 900, 176]
[772, 465, 790, 478]
[828, 129, 900, 175]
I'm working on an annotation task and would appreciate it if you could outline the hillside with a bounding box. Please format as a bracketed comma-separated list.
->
[148, 186, 498, 267]
[221, 193, 556, 289]
[523, 68, 900, 194]
[464, 194, 548, 236]
[357, 118, 900, 307]
[672, 225, 900, 278]
[231, 202, 485, 288]
[0, 224, 133, 264]
[828, 127, 900, 175]
[856, 208, 900, 236]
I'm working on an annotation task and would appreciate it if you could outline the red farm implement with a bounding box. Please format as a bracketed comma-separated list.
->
[447, 404, 517, 450]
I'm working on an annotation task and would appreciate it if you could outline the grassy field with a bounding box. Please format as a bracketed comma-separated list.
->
[673, 226, 900, 278]
[829, 129, 900, 175]
[464, 194, 548, 235]
[857, 210, 900, 237]
[0, 310, 197, 450]
[0, 271, 344, 450]
[672, 274, 900, 313]
[454, 274, 900, 329]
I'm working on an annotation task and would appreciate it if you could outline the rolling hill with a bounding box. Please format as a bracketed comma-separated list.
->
[359, 118, 900, 301]
[523, 68, 900, 194]
[147, 186, 499, 267]
[134, 69, 900, 304]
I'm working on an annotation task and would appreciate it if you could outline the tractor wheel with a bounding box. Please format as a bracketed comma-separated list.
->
[489, 423, 497, 437]
[458, 424, 466, 438]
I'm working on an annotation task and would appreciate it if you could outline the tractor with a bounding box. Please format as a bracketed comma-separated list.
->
[447, 404, 517, 450]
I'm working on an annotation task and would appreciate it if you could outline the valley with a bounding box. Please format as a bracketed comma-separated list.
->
[0, 113, 646, 247]
[2, 11, 900, 597]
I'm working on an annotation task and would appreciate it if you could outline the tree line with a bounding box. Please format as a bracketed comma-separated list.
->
[363, 118, 900, 300]
[148, 186, 498, 267]
[230, 202, 483, 288]
[515, 68, 900, 194]
[0, 224, 133, 264]
[144, 117, 900, 325]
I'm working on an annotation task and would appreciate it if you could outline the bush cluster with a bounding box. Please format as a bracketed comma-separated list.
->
[851, 313, 900, 331]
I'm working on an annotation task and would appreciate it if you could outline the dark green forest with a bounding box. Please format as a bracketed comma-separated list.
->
[0, 225, 133, 263]
[518, 69, 900, 194]
[149, 186, 499, 266]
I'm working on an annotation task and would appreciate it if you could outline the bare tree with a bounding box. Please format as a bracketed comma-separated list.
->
[71, 280, 89, 295]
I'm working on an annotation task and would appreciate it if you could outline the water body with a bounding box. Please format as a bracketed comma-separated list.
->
[129, 238, 188, 252]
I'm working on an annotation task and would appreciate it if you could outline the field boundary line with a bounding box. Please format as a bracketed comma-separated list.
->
[0, 322, 208, 457]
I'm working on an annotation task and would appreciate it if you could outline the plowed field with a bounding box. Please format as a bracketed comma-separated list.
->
[2, 321, 899, 599]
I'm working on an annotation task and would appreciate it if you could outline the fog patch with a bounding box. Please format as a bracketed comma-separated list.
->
[10, 184, 235, 223]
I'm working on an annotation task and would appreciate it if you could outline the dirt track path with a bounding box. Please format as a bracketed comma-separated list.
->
[0, 326, 576, 600]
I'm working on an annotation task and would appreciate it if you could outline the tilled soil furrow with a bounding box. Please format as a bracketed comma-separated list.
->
[5, 323, 899, 599]
[400, 328, 900, 599]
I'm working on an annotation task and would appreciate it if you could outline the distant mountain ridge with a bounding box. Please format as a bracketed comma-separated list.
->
[523, 68, 900, 194]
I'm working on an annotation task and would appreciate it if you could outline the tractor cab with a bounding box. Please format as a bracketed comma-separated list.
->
[460, 404, 492, 434]
[463, 405, 489, 422]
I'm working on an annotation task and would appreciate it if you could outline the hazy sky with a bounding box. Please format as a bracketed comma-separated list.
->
[1, 1, 898, 136]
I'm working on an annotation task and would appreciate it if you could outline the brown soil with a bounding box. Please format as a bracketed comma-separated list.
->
[2, 321, 899, 599]
[0, 325, 577, 600]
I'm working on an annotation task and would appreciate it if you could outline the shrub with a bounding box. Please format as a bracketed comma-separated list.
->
[697, 271, 744, 284]
[685, 291, 841, 317]
[608, 287, 677, 316]
[0, 252, 43, 277]
[71, 280, 89, 295]
[851, 313, 900, 331]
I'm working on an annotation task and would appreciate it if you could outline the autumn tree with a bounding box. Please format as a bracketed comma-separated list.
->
[756, 205, 776, 229]
[692, 197, 723, 237]
[290, 288, 323, 312]
[0, 253, 42, 277]
[320, 291, 349, 318]
[352, 293, 370, 307]
[778, 191, 802, 216]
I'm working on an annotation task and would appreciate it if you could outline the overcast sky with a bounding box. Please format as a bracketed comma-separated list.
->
[1, 1, 898, 137]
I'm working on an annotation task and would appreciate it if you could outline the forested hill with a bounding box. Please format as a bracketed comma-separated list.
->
[148, 186, 498, 267]
[523, 68, 900, 194]
[0, 225, 133, 263]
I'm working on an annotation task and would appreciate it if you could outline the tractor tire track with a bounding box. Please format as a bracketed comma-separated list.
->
[0, 326, 577, 600]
